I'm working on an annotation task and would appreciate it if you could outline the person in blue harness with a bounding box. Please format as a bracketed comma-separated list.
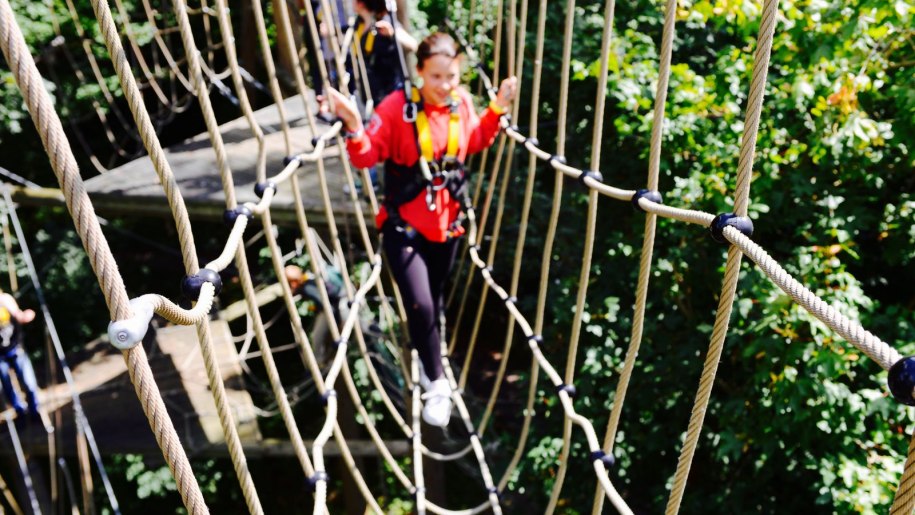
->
[0, 291, 39, 418]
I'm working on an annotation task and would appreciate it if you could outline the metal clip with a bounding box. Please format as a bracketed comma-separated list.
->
[425, 185, 436, 211]
[403, 102, 417, 123]
[107, 296, 157, 350]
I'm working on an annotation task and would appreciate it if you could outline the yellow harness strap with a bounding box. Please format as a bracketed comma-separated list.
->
[356, 23, 375, 53]
[413, 87, 461, 163]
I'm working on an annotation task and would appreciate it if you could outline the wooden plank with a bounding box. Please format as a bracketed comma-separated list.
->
[221, 283, 284, 323]
[77, 95, 371, 225]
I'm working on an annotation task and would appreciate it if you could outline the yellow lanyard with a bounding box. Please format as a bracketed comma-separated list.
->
[412, 87, 460, 165]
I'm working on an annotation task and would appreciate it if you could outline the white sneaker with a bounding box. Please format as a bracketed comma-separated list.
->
[421, 378, 452, 427]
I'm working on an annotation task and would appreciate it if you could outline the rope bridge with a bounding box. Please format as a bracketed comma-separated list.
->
[0, 0, 911, 513]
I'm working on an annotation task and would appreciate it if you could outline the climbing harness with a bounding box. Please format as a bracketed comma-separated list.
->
[382, 87, 468, 219]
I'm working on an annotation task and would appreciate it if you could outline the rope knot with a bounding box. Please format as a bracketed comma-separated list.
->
[181, 268, 222, 300]
[556, 383, 577, 399]
[888, 357, 915, 406]
[709, 213, 754, 243]
[254, 181, 276, 199]
[306, 471, 329, 492]
[578, 170, 603, 188]
[631, 189, 663, 212]
[223, 205, 253, 227]
[589, 450, 616, 469]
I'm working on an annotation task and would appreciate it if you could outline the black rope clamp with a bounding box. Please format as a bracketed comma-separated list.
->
[589, 450, 616, 469]
[321, 389, 337, 406]
[888, 357, 915, 406]
[527, 334, 543, 346]
[550, 154, 567, 166]
[631, 189, 663, 212]
[578, 170, 603, 187]
[505, 296, 517, 306]
[306, 471, 329, 492]
[223, 205, 254, 226]
[487, 486, 501, 499]
[709, 213, 754, 243]
[523, 135, 539, 148]
[254, 181, 276, 199]
[556, 383, 577, 399]
[283, 155, 302, 168]
[403, 102, 418, 122]
[181, 268, 222, 300]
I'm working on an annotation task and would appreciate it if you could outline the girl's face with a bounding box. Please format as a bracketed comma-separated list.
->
[417, 54, 460, 106]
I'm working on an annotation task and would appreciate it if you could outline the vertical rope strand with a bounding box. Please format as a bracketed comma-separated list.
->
[594, 0, 675, 511]
[495, 0, 547, 487]
[0, 5, 207, 512]
[476, 0, 530, 435]
[665, 1, 780, 512]
[891, 429, 915, 514]
[547, 0, 614, 506]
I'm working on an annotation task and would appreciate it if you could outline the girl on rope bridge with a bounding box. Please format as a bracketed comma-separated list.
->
[327, 32, 517, 427]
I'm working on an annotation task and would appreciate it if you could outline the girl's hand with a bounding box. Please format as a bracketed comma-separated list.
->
[374, 20, 394, 37]
[17, 308, 35, 324]
[325, 88, 362, 132]
[495, 76, 518, 111]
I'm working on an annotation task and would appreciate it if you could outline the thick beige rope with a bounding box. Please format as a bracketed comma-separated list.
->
[665, 1, 780, 512]
[892, 429, 915, 514]
[593, 0, 674, 511]
[726, 228, 902, 369]
[170, 0, 326, 500]
[89, 0, 199, 270]
[0, 4, 208, 513]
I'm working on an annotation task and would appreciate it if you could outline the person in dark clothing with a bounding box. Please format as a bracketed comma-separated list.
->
[352, 0, 417, 111]
[301, 0, 354, 113]
[0, 291, 39, 417]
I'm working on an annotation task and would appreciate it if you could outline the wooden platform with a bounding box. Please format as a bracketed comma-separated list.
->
[0, 320, 260, 457]
[0, 319, 409, 460]
[17, 94, 371, 227]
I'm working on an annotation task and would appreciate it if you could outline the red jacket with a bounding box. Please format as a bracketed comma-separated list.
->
[345, 87, 503, 242]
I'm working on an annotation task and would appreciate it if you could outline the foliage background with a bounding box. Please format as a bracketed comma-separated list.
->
[0, 0, 913, 513]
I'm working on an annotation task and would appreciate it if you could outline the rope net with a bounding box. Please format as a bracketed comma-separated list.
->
[0, 0, 910, 513]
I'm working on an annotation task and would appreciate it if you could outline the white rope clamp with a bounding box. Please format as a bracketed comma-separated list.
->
[107, 295, 157, 350]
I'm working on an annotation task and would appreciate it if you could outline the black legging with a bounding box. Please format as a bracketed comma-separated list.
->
[383, 224, 459, 382]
